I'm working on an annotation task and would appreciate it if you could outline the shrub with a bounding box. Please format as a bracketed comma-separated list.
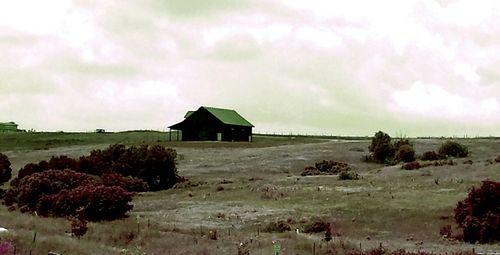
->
[439, 141, 468, 158]
[263, 220, 291, 233]
[338, 171, 359, 180]
[495, 155, 500, 163]
[369, 131, 391, 153]
[101, 173, 149, 192]
[372, 142, 395, 163]
[302, 218, 330, 233]
[37, 184, 134, 221]
[0, 153, 12, 186]
[4, 169, 97, 211]
[401, 161, 421, 170]
[393, 139, 411, 151]
[395, 144, 416, 163]
[15, 144, 181, 191]
[301, 161, 351, 176]
[70, 217, 88, 237]
[421, 151, 440, 161]
[454, 180, 500, 243]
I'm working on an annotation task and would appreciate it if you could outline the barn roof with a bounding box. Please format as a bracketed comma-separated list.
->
[203, 107, 253, 127]
[170, 106, 254, 128]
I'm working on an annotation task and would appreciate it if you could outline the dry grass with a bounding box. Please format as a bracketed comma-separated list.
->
[1, 134, 500, 254]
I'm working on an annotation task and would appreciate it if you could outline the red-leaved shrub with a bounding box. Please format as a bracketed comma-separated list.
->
[3, 169, 97, 211]
[37, 184, 134, 221]
[454, 180, 500, 243]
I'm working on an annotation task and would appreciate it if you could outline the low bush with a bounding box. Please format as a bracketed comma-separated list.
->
[315, 160, 351, 173]
[395, 144, 416, 163]
[369, 131, 391, 152]
[4, 169, 97, 211]
[0, 153, 12, 186]
[372, 142, 395, 163]
[401, 161, 421, 170]
[101, 172, 149, 192]
[37, 184, 134, 221]
[263, 220, 291, 233]
[421, 151, 440, 161]
[13, 144, 181, 191]
[454, 180, 500, 243]
[338, 171, 360, 180]
[495, 155, 500, 163]
[301, 161, 351, 176]
[302, 218, 331, 233]
[4, 169, 135, 221]
[393, 139, 411, 151]
[439, 141, 468, 158]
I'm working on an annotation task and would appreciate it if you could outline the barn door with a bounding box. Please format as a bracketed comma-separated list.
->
[217, 133, 222, 141]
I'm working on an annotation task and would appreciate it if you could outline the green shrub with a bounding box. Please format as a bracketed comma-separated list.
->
[395, 144, 416, 163]
[454, 180, 500, 243]
[439, 141, 468, 158]
[393, 139, 411, 151]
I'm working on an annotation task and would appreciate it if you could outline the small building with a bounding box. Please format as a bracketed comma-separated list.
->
[169, 106, 254, 142]
[0, 122, 18, 132]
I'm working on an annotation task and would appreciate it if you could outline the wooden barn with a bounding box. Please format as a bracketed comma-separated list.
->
[169, 106, 254, 142]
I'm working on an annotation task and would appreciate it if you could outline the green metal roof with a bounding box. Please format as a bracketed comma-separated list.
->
[202, 106, 253, 127]
[184, 111, 195, 118]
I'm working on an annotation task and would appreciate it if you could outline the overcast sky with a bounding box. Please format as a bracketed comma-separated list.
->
[1, 0, 499, 137]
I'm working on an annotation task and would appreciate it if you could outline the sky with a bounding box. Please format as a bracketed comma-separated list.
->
[1, 0, 500, 137]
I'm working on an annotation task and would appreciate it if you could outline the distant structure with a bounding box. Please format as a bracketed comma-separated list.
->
[0, 122, 18, 132]
[169, 106, 254, 142]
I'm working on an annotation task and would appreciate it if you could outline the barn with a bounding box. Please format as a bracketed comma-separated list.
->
[168, 106, 254, 142]
[0, 122, 18, 132]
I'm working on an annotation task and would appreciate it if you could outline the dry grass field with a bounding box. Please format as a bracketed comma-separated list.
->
[0, 132, 499, 254]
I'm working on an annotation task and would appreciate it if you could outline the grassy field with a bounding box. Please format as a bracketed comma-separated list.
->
[0, 132, 499, 254]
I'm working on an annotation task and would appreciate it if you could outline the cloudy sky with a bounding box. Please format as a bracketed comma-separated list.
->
[1, 0, 499, 137]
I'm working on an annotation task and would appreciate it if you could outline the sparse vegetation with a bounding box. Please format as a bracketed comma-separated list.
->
[338, 171, 360, 180]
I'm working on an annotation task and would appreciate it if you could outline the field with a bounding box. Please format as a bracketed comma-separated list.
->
[0, 132, 499, 254]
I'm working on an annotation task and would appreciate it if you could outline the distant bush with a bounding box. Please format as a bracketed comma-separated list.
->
[454, 180, 500, 243]
[338, 171, 360, 180]
[401, 161, 421, 170]
[263, 220, 291, 233]
[394, 144, 416, 163]
[369, 131, 391, 153]
[301, 161, 351, 176]
[0, 153, 12, 186]
[393, 139, 411, 151]
[302, 218, 331, 233]
[421, 151, 440, 161]
[372, 142, 395, 163]
[439, 141, 468, 158]
[495, 155, 500, 163]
